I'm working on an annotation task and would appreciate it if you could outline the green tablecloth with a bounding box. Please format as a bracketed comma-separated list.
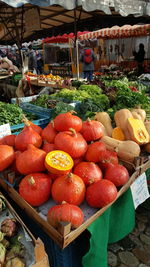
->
[82, 189, 135, 267]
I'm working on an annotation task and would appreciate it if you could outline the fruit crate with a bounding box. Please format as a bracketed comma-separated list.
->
[0, 191, 49, 267]
[0, 157, 150, 249]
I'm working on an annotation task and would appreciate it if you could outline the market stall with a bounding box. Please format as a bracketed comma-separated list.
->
[0, 1, 150, 267]
[0, 79, 150, 265]
[77, 24, 150, 74]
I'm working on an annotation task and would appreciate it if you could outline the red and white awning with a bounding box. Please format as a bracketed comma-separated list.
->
[78, 24, 150, 40]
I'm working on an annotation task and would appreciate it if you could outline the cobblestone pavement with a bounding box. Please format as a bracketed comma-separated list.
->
[108, 205, 150, 267]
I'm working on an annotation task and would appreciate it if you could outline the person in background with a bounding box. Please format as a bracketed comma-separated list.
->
[0, 55, 19, 73]
[80, 42, 96, 82]
[28, 45, 38, 73]
[133, 43, 145, 76]
[36, 50, 43, 74]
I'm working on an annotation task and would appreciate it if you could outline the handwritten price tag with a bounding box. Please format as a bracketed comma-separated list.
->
[0, 123, 11, 138]
[130, 172, 150, 209]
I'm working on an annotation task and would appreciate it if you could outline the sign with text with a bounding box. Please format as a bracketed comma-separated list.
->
[25, 7, 41, 32]
[130, 172, 150, 209]
[0, 123, 11, 138]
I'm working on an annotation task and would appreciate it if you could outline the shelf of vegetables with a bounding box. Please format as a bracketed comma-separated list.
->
[0, 101, 50, 135]
[0, 106, 150, 249]
[0, 192, 49, 266]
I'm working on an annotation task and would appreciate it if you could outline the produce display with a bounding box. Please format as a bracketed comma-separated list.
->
[0, 102, 37, 126]
[0, 71, 150, 234]
[26, 72, 63, 86]
[29, 77, 150, 121]
[1, 105, 149, 232]
[0, 194, 35, 266]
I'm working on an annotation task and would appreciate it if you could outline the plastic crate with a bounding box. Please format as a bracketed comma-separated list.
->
[11, 108, 50, 135]
[20, 102, 79, 117]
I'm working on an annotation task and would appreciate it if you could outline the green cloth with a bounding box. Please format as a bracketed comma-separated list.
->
[82, 189, 135, 267]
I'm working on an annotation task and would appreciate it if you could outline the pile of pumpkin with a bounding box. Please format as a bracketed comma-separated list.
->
[0, 111, 141, 229]
[95, 107, 150, 159]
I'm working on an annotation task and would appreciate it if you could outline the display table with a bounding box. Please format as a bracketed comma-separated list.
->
[83, 188, 134, 267]
[1, 187, 134, 267]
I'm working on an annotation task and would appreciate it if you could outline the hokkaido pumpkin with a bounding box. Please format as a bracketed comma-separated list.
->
[101, 136, 140, 163]
[54, 111, 82, 132]
[41, 122, 57, 143]
[81, 119, 104, 142]
[45, 150, 74, 175]
[47, 201, 84, 229]
[10, 150, 21, 174]
[42, 143, 56, 153]
[73, 157, 84, 168]
[1, 135, 16, 147]
[94, 112, 113, 137]
[16, 144, 46, 175]
[51, 173, 86, 205]
[127, 117, 149, 145]
[86, 179, 117, 208]
[74, 162, 102, 186]
[54, 129, 87, 159]
[15, 121, 42, 151]
[19, 173, 52, 206]
[85, 141, 106, 162]
[114, 109, 133, 140]
[24, 121, 42, 135]
[98, 150, 118, 171]
[104, 164, 129, 187]
[22, 115, 42, 135]
[0, 145, 15, 171]
[112, 127, 125, 141]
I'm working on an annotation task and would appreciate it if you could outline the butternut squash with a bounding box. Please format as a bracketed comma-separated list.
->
[144, 143, 150, 153]
[127, 117, 149, 145]
[112, 127, 125, 141]
[94, 112, 113, 137]
[114, 109, 133, 140]
[144, 120, 150, 136]
[101, 136, 141, 163]
[131, 111, 142, 120]
[131, 108, 146, 121]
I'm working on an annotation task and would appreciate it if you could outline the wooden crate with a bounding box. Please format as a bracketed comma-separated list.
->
[0, 192, 50, 267]
[0, 157, 150, 249]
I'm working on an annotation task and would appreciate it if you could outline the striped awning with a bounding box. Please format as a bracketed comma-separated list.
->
[79, 24, 150, 40]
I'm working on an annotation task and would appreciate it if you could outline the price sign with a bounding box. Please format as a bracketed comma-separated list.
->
[0, 123, 11, 138]
[130, 172, 150, 209]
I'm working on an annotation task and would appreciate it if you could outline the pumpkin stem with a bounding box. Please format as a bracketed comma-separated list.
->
[87, 118, 91, 123]
[22, 114, 31, 127]
[51, 120, 54, 128]
[66, 173, 74, 183]
[28, 176, 35, 185]
[70, 110, 77, 115]
[69, 128, 77, 136]
[62, 201, 67, 204]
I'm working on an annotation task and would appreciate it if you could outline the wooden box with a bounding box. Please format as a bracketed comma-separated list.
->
[0, 157, 150, 249]
[0, 191, 50, 267]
